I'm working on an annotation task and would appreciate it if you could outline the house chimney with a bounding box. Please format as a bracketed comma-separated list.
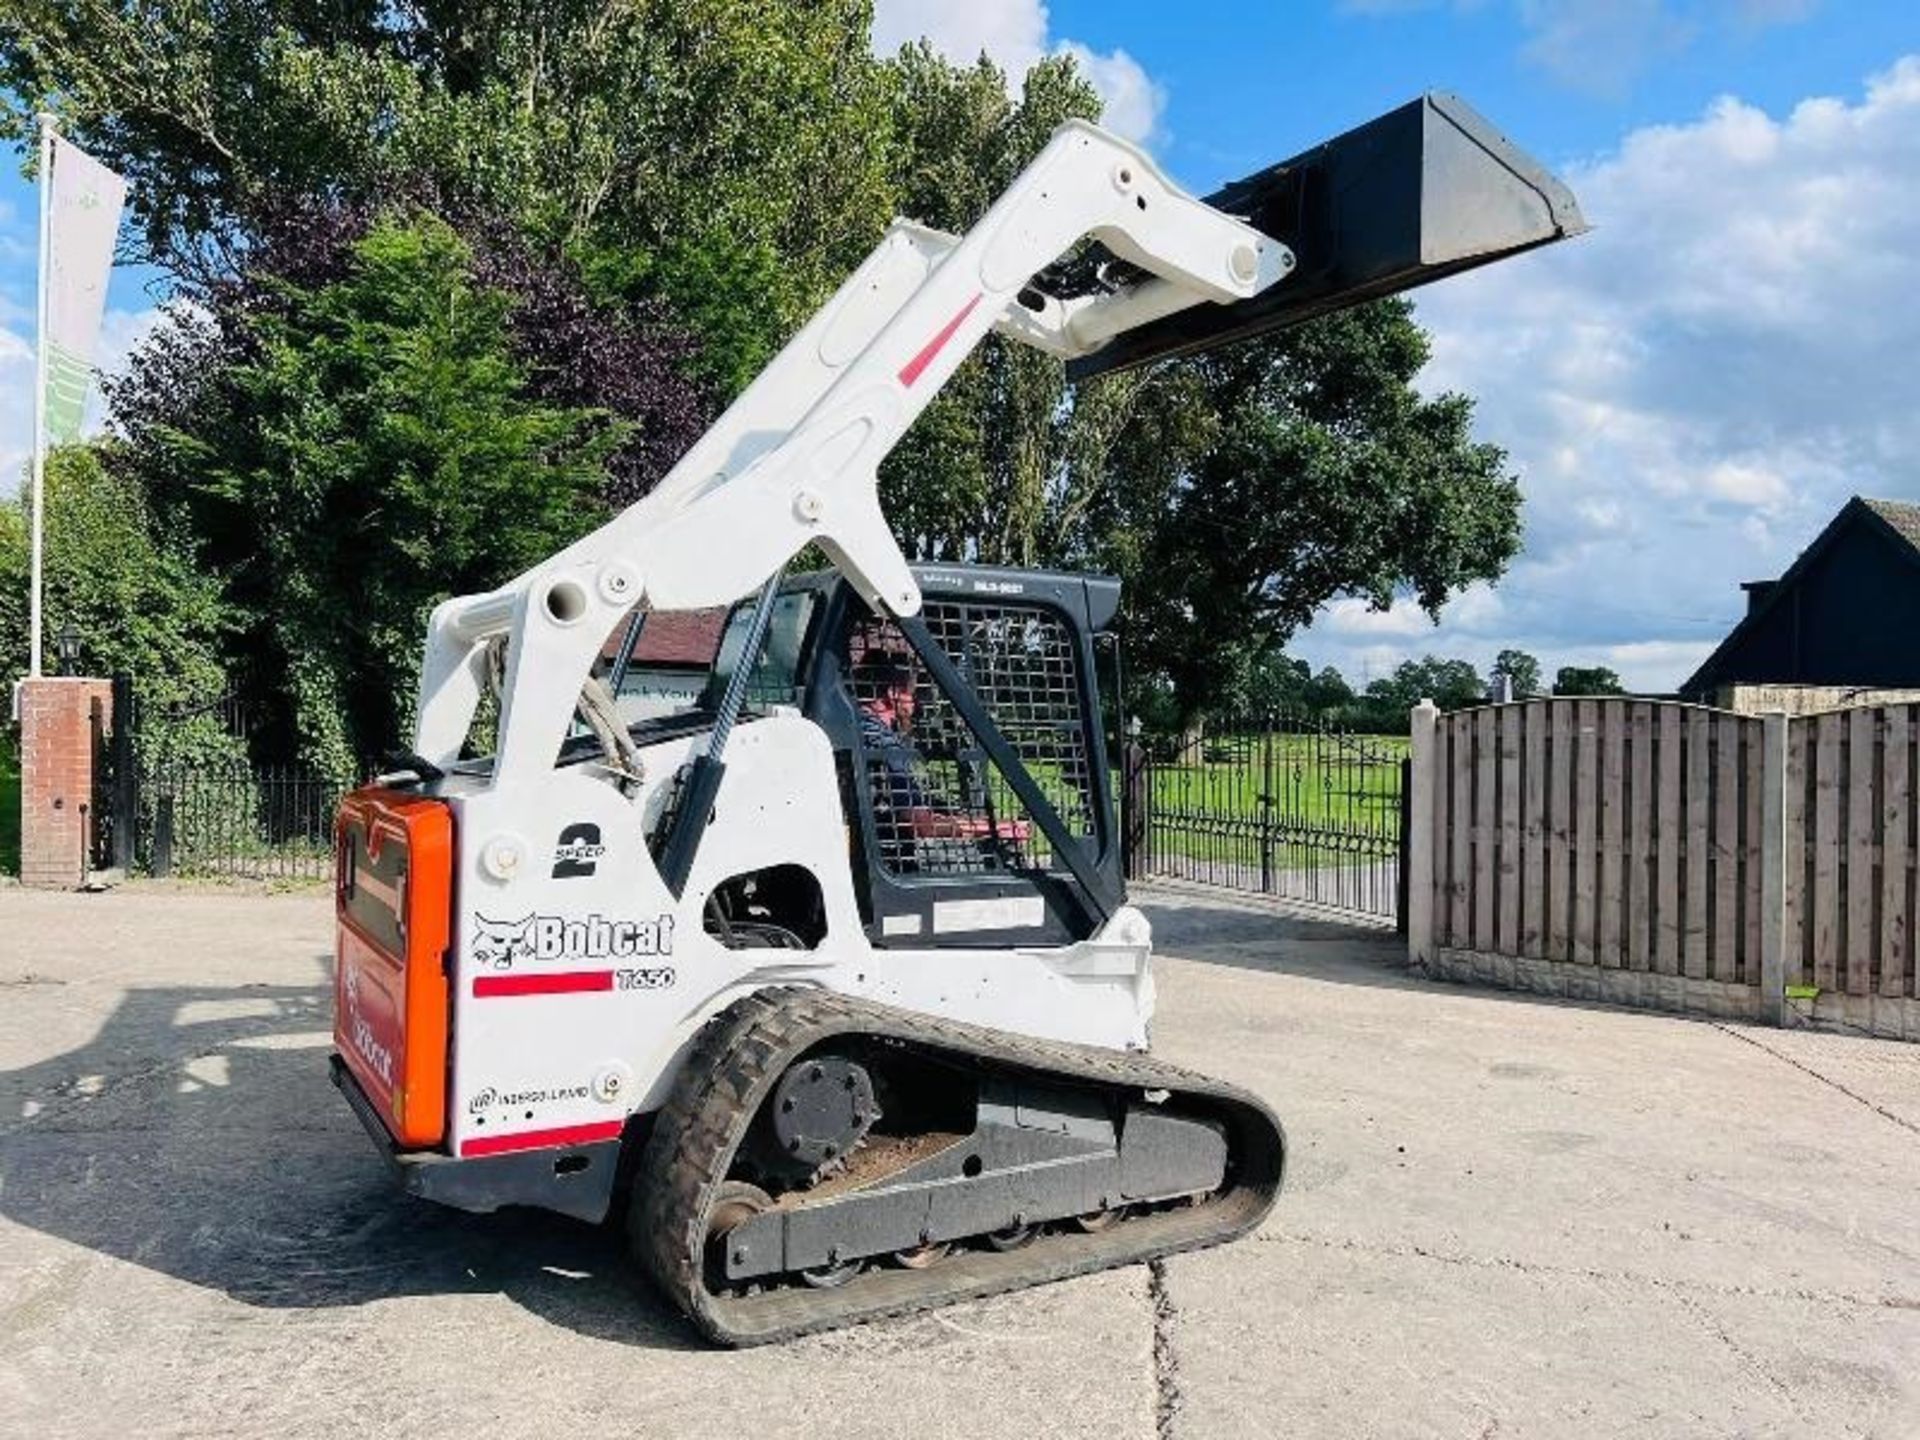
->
[1739, 579, 1777, 617]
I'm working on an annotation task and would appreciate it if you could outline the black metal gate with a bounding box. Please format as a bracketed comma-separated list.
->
[1126, 715, 1406, 921]
[101, 676, 349, 882]
[88, 673, 137, 876]
[140, 760, 345, 881]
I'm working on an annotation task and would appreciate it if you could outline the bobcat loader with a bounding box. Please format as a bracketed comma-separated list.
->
[330, 94, 1585, 1344]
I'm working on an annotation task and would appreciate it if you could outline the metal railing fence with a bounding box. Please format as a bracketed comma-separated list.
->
[139, 761, 346, 881]
[1125, 714, 1407, 921]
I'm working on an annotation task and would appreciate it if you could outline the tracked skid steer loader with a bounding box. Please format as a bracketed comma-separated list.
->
[330, 94, 1585, 1345]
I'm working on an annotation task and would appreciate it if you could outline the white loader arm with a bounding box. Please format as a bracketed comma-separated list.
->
[413, 120, 1291, 783]
[413, 91, 1588, 788]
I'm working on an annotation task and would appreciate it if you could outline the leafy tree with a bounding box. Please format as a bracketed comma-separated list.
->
[112, 214, 622, 777]
[0, 445, 229, 719]
[1553, 665, 1626, 697]
[1235, 651, 1312, 717]
[0, 0, 896, 376]
[7, 0, 895, 768]
[876, 45, 1105, 563]
[7, 5, 1532, 751]
[1491, 648, 1541, 699]
[1365, 656, 1486, 717]
[871, 47, 1523, 726]
[1088, 304, 1520, 722]
[1303, 665, 1356, 715]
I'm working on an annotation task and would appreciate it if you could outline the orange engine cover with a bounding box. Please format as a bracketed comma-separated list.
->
[334, 787, 454, 1148]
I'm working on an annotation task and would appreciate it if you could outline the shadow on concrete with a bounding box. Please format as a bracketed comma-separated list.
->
[1137, 889, 1757, 1034]
[1138, 892, 1422, 993]
[0, 970, 700, 1351]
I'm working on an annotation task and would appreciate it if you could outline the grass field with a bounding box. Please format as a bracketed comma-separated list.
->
[1, 729, 19, 876]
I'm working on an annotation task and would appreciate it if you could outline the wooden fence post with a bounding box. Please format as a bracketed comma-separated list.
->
[1408, 698, 1439, 970]
[1760, 709, 1789, 1027]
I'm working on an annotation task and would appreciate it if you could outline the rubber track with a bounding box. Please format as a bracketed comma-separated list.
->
[631, 987, 1286, 1346]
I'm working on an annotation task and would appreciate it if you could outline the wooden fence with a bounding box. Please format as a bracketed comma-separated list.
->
[1405, 698, 1919, 1038]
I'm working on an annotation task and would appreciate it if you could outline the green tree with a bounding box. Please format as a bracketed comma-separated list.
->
[1303, 665, 1355, 715]
[1364, 656, 1486, 717]
[876, 45, 1105, 563]
[122, 214, 620, 777]
[871, 48, 1523, 725]
[1, 0, 896, 387]
[0, 446, 233, 755]
[1491, 648, 1541, 699]
[7, 6, 1533, 749]
[1237, 651, 1312, 716]
[1552, 665, 1627, 697]
[1088, 304, 1521, 722]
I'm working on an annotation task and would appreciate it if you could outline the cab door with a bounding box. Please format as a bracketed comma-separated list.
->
[807, 569, 1121, 948]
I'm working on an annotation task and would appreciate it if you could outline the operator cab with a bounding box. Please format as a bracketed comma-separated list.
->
[605, 564, 1125, 951]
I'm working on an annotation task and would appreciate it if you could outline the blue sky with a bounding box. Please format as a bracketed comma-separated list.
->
[872, 0, 1920, 692]
[5, 1, 1919, 690]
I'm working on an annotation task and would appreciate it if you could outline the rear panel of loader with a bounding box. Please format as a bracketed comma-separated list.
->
[334, 789, 454, 1147]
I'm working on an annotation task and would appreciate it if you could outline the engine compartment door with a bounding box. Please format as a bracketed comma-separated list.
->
[334, 788, 454, 1147]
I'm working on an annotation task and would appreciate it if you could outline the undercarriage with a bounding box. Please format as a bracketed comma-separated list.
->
[633, 989, 1284, 1345]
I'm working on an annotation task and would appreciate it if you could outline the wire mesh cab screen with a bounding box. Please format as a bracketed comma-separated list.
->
[846, 599, 1099, 884]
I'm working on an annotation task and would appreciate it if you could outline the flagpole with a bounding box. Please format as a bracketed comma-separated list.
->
[27, 112, 54, 678]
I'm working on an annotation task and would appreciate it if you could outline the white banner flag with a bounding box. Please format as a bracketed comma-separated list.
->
[42, 133, 127, 444]
[24, 123, 128, 677]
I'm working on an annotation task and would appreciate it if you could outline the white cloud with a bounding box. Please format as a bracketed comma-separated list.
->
[0, 323, 32, 493]
[871, 0, 1167, 143]
[1700, 458, 1789, 508]
[1291, 57, 1920, 696]
[871, 0, 1047, 71]
[1054, 43, 1164, 148]
[1597, 638, 1718, 674]
[1322, 584, 1507, 640]
[1321, 596, 1435, 637]
[1517, 0, 1695, 96]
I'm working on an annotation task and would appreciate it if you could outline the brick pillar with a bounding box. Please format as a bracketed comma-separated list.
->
[16, 676, 113, 889]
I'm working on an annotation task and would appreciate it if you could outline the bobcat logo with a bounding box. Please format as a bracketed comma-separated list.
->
[471, 914, 535, 971]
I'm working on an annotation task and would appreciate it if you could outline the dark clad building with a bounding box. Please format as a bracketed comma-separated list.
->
[1681, 496, 1920, 705]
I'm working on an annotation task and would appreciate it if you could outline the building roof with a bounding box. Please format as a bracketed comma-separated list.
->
[1863, 497, 1920, 553]
[1681, 495, 1920, 695]
[599, 608, 726, 668]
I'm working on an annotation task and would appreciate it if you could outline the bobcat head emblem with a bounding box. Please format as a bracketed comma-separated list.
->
[471, 914, 535, 971]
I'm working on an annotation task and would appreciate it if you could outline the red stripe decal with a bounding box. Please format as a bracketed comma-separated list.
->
[898, 293, 983, 387]
[460, 1119, 625, 1158]
[473, 970, 614, 998]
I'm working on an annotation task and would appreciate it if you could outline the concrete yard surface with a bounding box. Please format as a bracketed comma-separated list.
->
[2, 882, 1916, 1439]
